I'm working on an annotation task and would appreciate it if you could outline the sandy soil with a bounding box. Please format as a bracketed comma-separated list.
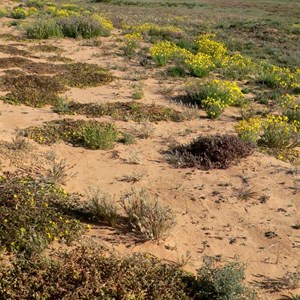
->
[0, 12, 299, 300]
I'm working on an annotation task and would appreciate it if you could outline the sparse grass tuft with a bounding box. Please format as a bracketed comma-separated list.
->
[237, 184, 257, 200]
[87, 189, 119, 226]
[120, 188, 176, 241]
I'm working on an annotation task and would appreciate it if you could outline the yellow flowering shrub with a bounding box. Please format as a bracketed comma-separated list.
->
[0, 174, 85, 256]
[56, 9, 77, 17]
[236, 115, 300, 149]
[290, 23, 300, 34]
[280, 94, 300, 122]
[221, 53, 255, 80]
[126, 23, 184, 39]
[92, 14, 114, 31]
[262, 115, 299, 148]
[256, 64, 300, 91]
[27, 7, 38, 16]
[150, 40, 190, 66]
[194, 34, 227, 66]
[0, 8, 8, 17]
[186, 79, 243, 118]
[185, 52, 216, 77]
[201, 97, 227, 119]
[186, 79, 243, 106]
[235, 117, 263, 143]
[11, 7, 28, 19]
[123, 32, 143, 56]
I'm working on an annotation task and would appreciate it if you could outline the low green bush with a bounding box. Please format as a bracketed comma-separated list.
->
[0, 246, 256, 300]
[0, 174, 85, 257]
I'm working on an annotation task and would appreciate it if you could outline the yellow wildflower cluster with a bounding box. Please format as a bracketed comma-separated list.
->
[46, 6, 79, 17]
[221, 53, 254, 80]
[127, 23, 184, 39]
[149, 33, 253, 79]
[150, 40, 190, 66]
[185, 53, 215, 78]
[290, 23, 300, 34]
[92, 14, 114, 31]
[235, 117, 263, 143]
[280, 94, 300, 122]
[236, 114, 299, 149]
[201, 97, 227, 119]
[257, 64, 300, 90]
[27, 7, 38, 16]
[186, 79, 243, 118]
[194, 33, 227, 65]
[11, 7, 28, 19]
[123, 32, 143, 56]
[0, 8, 8, 17]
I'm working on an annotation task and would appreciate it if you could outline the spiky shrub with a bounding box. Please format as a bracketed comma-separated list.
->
[120, 188, 176, 241]
[0, 174, 84, 257]
[167, 135, 254, 170]
[26, 15, 113, 39]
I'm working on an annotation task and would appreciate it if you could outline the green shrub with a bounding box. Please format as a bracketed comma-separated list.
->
[26, 15, 112, 39]
[24, 0, 45, 8]
[22, 119, 122, 150]
[57, 15, 110, 38]
[195, 257, 257, 300]
[80, 122, 119, 150]
[26, 19, 63, 39]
